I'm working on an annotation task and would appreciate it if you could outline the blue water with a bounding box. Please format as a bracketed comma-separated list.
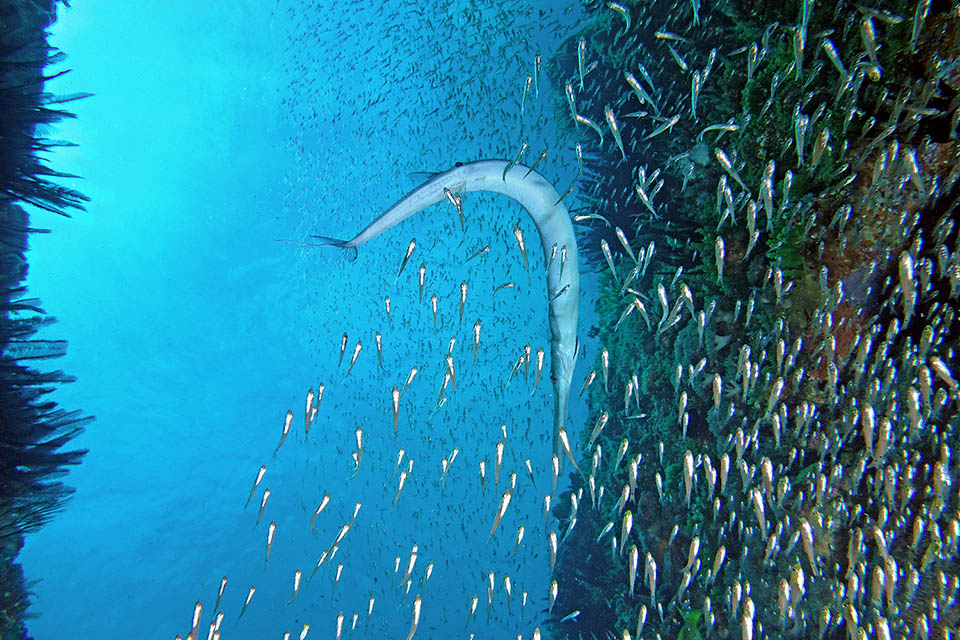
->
[21, 1, 594, 637]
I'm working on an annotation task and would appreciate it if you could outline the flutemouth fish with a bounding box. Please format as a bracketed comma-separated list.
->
[310, 160, 580, 458]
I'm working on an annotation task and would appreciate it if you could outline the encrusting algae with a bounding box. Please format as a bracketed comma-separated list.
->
[546, 1, 960, 639]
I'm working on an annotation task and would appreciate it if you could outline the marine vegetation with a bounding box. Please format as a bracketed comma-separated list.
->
[546, 0, 960, 638]
[0, 0, 91, 637]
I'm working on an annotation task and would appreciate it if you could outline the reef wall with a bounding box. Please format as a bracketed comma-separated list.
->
[0, 0, 90, 637]
[546, 1, 959, 638]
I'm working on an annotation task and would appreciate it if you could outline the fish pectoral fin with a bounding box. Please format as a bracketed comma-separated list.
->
[444, 180, 467, 195]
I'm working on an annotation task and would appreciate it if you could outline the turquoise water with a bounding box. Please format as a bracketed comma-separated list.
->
[21, 1, 593, 638]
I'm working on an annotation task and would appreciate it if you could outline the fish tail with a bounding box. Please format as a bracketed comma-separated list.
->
[310, 235, 348, 248]
[307, 235, 359, 261]
[277, 236, 357, 257]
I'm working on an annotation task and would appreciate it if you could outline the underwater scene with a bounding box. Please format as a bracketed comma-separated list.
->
[1, 0, 958, 638]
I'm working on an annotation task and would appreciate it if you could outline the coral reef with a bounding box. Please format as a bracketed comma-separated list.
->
[547, 1, 959, 639]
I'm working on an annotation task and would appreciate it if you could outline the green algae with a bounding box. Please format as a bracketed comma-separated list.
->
[547, 1, 960, 638]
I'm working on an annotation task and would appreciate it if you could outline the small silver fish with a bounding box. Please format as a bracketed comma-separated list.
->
[644, 114, 679, 140]
[607, 1, 630, 34]
[577, 38, 586, 89]
[397, 238, 416, 280]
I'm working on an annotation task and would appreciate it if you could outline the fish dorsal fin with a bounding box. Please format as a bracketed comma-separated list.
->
[408, 171, 439, 181]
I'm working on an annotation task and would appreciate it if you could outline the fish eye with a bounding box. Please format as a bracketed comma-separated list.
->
[550, 374, 558, 383]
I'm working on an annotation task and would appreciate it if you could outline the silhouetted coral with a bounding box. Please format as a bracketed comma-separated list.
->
[0, 1, 90, 638]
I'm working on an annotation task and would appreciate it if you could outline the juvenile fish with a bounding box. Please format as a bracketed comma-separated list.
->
[714, 147, 749, 192]
[607, 1, 631, 34]
[397, 238, 416, 280]
[274, 410, 293, 457]
[577, 38, 586, 89]
[644, 114, 680, 140]
[623, 71, 660, 116]
[244, 465, 266, 509]
[237, 586, 255, 620]
[604, 105, 627, 161]
[488, 489, 513, 541]
[513, 223, 529, 272]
